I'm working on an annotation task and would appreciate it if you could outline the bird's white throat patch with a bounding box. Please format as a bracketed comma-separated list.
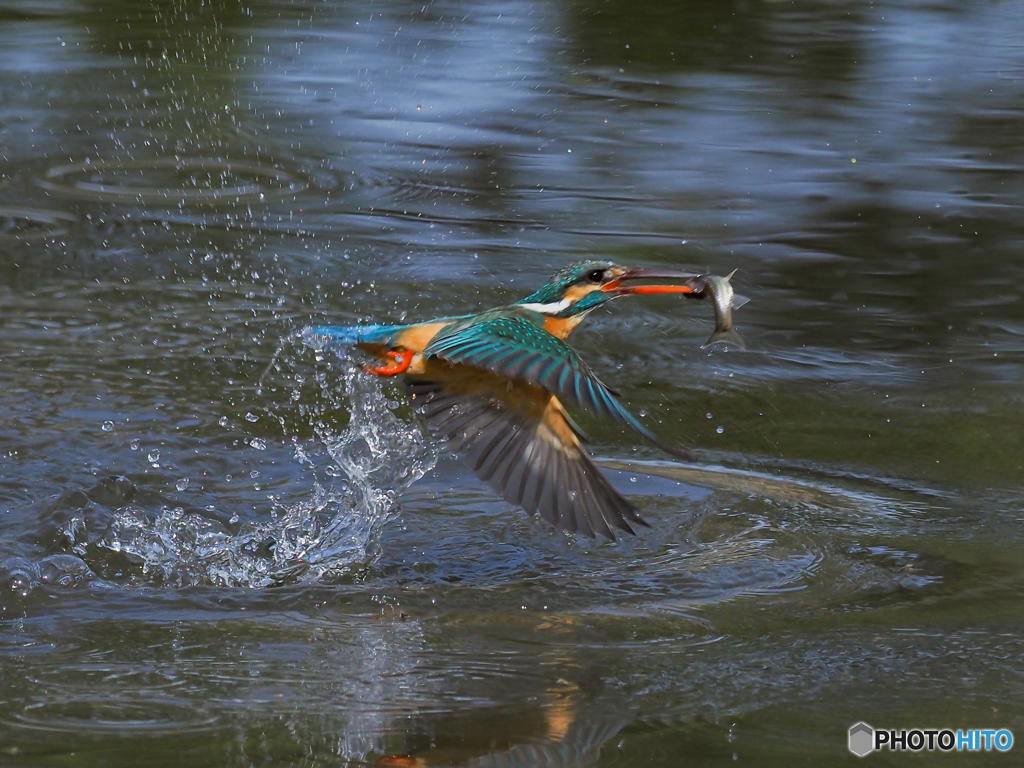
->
[519, 299, 571, 315]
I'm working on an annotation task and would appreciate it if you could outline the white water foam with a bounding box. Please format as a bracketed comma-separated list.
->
[95, 355, 437, 588]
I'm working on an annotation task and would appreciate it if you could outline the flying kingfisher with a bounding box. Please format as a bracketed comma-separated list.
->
[302, 261, 737, 540]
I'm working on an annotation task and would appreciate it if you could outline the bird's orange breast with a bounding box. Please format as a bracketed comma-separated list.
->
[394, 321, 451, 353]
[541, 314, 586, 340]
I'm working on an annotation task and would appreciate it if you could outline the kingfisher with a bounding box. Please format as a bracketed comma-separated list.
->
[302, 261, 733, 540]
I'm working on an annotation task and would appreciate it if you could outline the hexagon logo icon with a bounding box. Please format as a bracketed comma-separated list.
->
[849, 722, 874, 757]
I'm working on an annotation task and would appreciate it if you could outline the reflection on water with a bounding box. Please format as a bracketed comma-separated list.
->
[2, 0, 1024, 764]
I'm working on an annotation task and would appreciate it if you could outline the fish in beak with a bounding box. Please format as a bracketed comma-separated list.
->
[604, 267, 747, 348]
[694, 270, 747, 349]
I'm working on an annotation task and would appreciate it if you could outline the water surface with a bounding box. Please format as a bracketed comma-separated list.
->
[2, 0, 1023, 765]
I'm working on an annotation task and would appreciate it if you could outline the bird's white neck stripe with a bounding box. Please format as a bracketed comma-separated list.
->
[520, 299, 571, 315]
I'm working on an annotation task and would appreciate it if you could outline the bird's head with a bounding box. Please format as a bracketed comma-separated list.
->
[517, 260, 702, 319]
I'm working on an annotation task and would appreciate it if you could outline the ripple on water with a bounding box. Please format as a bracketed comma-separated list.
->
[0, 206, 78, 242]
[3, 699, 219, 735]
[36, 157, 310, 205]
[3, 327, 954, 622]
[353, 165, 474, 204]
[360, 449, 958, 636]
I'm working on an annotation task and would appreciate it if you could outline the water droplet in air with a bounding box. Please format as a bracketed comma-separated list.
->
[176, 478, 190, 491]
[245, 412, 259, 422]
[630, 476, 637, 483]
[130, 438, 140, 451]
[229, 513, 239, 524]
[101, 421, 114, 432]
[250, 437, 267, 450]
[706, 412, 713, 419]
[148, 449, 160, 463]
[218, 416, 229, 427]
[716, 426, 724, 434]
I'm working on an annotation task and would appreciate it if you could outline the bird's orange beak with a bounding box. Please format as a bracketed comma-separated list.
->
[602, 267, 704, 295]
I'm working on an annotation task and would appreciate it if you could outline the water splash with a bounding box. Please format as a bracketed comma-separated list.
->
[94, 355, 437, 588]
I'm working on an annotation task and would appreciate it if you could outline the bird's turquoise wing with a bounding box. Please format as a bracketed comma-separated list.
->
[424, 316, 662, 445]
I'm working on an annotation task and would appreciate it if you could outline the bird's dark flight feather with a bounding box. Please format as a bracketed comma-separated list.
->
[406, 379, 648, 539]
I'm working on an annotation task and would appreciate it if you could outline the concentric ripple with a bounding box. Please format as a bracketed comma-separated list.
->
[0, 206, 78, 241]
[37, 158, 310, 204]
[3, 700, 218, 735]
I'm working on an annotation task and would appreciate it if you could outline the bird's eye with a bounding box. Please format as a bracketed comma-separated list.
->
[586, 269, 606, 283]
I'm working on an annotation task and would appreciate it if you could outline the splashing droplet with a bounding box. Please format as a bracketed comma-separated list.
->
[130, 438, 140, 451]
[101, 421, 114, 432]
[245, 412, 259, 423]
[93, 360, 438, 587]
[218, 416, 229, 428]
[716, 426, 724, 434]
[148, 449, 160, 463]
[175, 478, 190, 491]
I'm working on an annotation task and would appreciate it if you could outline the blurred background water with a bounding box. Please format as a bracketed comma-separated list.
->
[1, 0, 1023, 765]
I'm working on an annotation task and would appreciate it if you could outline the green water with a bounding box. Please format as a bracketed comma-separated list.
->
[1, 0, 1023, 765]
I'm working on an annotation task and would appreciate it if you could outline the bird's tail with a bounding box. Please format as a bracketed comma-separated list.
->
[300, 323, 401, 348]
[260, 324, 401, 385]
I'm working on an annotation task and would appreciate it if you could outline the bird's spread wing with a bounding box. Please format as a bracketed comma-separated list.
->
[423, 316, 662, 445]
[406, 375, 648, 539]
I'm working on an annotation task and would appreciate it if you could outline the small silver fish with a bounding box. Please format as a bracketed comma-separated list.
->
[690, 270, 747, 349]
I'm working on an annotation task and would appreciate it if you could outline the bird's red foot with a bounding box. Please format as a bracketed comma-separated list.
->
[364, 349, 412, 376]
